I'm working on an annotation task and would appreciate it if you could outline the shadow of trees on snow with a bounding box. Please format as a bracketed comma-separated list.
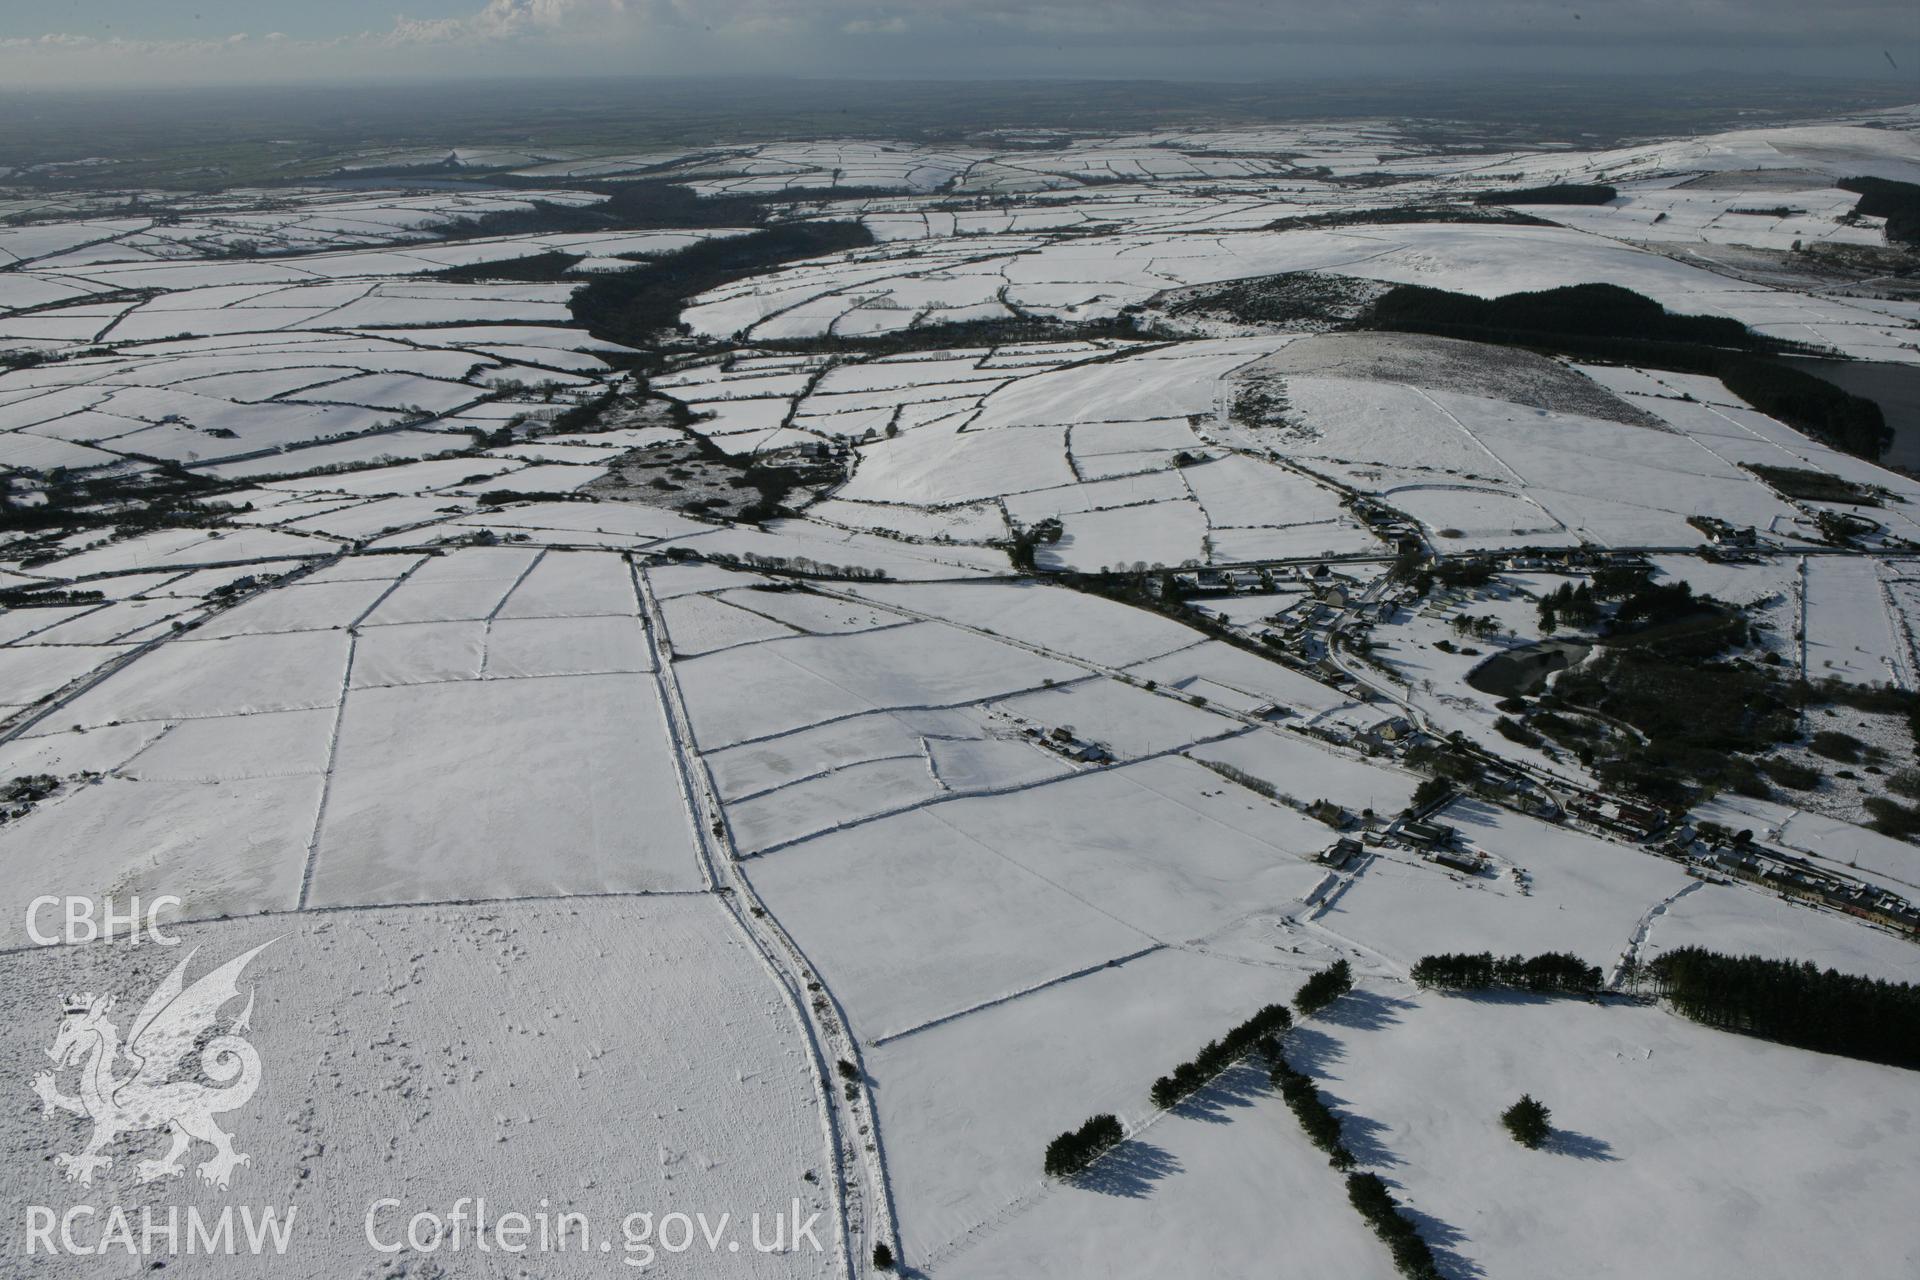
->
[1543, 1126, 1619, 1161]
[1316, 987, 1417, 1031]
[1073, 1138, 1183, 1198]
[1169, 1058, 1270, 1125]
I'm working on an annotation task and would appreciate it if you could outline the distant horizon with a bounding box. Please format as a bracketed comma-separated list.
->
[2, 0, 1915, 89]
[3, 69, 1912, 188]
[3, 68, 1917, 95]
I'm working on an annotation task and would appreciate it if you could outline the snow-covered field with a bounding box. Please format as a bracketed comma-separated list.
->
[1301, 985, 1920, 1280]
[0, 900, 838, 1279]
[1803, 556, 1911, 686]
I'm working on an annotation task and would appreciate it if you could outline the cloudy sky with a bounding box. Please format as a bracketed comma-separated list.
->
[1, 0, 1914, 86]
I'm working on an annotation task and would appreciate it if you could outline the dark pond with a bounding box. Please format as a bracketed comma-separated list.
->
[1783, 357, 1920, 472]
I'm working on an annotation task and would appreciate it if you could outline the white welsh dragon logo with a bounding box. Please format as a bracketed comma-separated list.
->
[32, 940, 275, 1190]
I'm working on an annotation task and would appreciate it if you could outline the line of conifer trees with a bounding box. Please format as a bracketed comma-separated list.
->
[1270, 1054, 1356, 1169]
[1347, 1172, 1444, 1280]
[1410, 951, 1602, 996]
[1148, 1002, 1295, 1108]
[1646, 947, 1920, 1070]
[1042, 1114, 1125, 1179]
[1294, 958, 1355, 1017]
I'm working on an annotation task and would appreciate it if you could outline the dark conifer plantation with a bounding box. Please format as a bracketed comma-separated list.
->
[1647, 948, 1920, 1069]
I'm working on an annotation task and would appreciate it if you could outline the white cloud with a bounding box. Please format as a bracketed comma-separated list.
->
[384, 0, 703, 46]
[843, 16, 910, 35]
